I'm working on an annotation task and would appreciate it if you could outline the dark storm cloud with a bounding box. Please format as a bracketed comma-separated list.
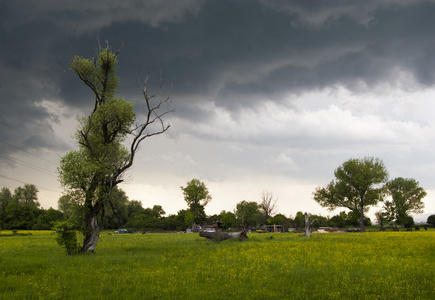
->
[94, 0, 435, 114]
[1, 0, 434, 152]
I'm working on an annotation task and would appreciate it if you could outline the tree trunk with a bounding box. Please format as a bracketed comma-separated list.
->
[305, 212, 311, 237]
[199, 230, 248, 242]
[359, 203, 366, 232]
[82, 214, 100, 252]
[299, 212, 318, 237]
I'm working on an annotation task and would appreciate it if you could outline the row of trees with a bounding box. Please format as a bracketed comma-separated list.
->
[0, 185, 63, 230]
[1, 182, 430, 232]
[313, 157, 427, 231]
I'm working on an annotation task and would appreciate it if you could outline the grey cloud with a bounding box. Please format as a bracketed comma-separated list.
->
[2, 0, 204, 32]
[1, 0, 434, 153]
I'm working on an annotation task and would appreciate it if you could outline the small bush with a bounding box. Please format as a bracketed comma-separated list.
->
[53, 221, 81, 255]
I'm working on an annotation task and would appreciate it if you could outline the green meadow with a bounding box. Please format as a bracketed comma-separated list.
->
[0, 230, 434, 299]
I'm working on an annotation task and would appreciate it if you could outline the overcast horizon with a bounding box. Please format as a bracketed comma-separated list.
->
[1, 0, 434, 222]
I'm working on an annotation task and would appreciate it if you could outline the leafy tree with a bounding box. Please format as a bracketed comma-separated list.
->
[235, 200, 261, 229]
[346, 210, 371, 227]
[294, 211, 306, 228]
[99, 187, 129, 229]
[267, 214, 287, 226]
[313, 157, 388, 232]
[308, 213, 329, 227]
[184, 210, 195, 229]
[374, 210, 391, 229]
[126, 200, 145, 218]
[58, 44, 172, 252]
[124, 204, 167, 231]
[0, 187, 13, 229]
[1, 185, 42, 229]
[173, 209, 190, 231]
[152, 205, 166, 218]
[14, 184, 40, 207]
[328, 211, 348, 228]
[180, 179, 212, 227]
[4, 201, 41, 229]
[159, 214, 180, 231]
[427, 214, 435, 226]
[259, 190, 278, 223]
[219, 210, 236, 229]
[33, 207, 64, 230]
[383, 177, 426, 228]
[403, 215, 414, 228]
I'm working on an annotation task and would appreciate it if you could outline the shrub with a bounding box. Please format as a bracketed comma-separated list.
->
[53, 221, 81, 255]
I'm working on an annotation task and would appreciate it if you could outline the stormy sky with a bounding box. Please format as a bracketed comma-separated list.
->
[1, 0, 434, 221]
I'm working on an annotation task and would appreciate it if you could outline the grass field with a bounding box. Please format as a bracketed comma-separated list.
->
[0, 230, 434, 299]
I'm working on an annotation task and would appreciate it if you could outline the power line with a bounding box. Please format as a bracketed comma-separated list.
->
[0, 139, 58, 166]
[0, 153, 57, 177]
[0, 174, 60, 194]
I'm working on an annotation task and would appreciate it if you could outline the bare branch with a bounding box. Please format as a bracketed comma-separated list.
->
[259, 190, 278, 219]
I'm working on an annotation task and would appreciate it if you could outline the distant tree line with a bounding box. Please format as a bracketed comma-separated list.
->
[0, 185, 63, 230]
[1, 182, 433, 232]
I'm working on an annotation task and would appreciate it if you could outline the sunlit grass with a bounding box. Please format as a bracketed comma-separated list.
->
[0, 231, 433, 299]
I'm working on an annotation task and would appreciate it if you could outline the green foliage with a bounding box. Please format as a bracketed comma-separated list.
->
[219, 210, 236, 228]
[328, 211, 348, 228]
[1, 185, 43, 230]
[33, 208, 64, 230]
[58, 44, 172, 252]
[13, 184, 40, 207]
[99, 187, 129, 230]
[428, 214, 435, 226]
[127, 200, 146, 218]
[0, 187, 13, 229]
[294, 211, 306, 228]
[184, 210, 194, 228]
[58, 46, 138, 249]
[267, 214, 288, 226]
[346, 210, 371, 227]
[307, 213, 329, 227]
[53, 221, 80, 255]
[403, 215, 414, 228]
[59, 46, 136, 202]
[383, 177, 426, 228]
[180, 179, 212, 225]
[235, 200, 261, 229]
[57, 195, 74, 219]
[374, 210, 391, 228]
[313, 157, 388, 231]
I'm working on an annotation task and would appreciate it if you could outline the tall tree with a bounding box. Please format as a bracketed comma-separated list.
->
[14, 184, 40, 207]
[219, 210, 236, 229]
[235, 200, 261, 230]
[180, 178, 212, 227]
[152, 205, 166, 218]
[383, 177, 426, 228]
[0, 187, 13, 229]
[58, 43, 172, 252]
[259, 190, 278, 223]
[374, 210, 390, 229]
[313, 157, 388, 231]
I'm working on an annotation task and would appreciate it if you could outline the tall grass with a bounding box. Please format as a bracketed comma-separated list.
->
[0, 231, 433, 299]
